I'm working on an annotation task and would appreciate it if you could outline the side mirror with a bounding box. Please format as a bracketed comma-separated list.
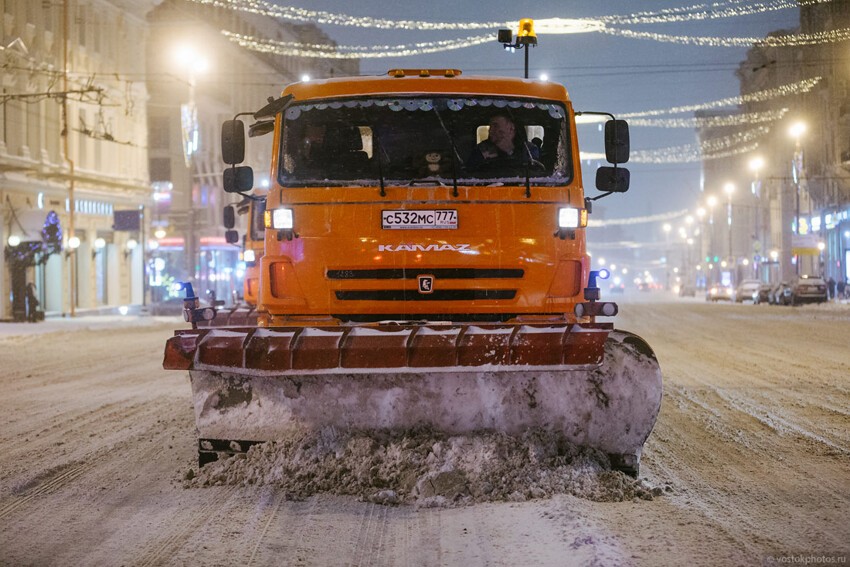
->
[222, 120, 246, 165]
[223, 166, 253, 193]
[604, 120, 630, 164]
[596, 166, 630, 193]
[225, 230, 240, 244]
[223, 205, 236, 229]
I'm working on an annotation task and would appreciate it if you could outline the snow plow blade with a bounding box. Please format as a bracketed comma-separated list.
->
[164, 324, 662, 475]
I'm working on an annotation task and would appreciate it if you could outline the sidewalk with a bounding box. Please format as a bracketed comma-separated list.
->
[0, 311, 180, 338]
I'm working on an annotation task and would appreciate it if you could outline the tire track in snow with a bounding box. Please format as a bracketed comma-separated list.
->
[134, 487, 238, 567]
[0, 460, 95, 520]
[0, 404, 186, 523]
[349, 500, 390, 567]
[711, 388, 850, 456]
[246, 489, 284, 566]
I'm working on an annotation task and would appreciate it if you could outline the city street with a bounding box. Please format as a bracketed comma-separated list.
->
[1, 295, 848, 566]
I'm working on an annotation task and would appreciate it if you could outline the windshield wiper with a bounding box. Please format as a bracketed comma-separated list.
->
[372, 131, 388, 197]
[433, 109, 460, 197]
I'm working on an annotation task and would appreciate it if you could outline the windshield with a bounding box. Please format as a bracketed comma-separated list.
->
[279, 96, 572, 187]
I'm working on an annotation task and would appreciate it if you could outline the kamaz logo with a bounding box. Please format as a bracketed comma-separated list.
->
[378, 244, 471, 252]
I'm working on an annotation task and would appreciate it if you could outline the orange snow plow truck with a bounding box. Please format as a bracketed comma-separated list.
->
[164, 65, 662, 475]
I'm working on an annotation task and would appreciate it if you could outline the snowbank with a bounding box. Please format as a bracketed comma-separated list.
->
[185, 428, 662, 507]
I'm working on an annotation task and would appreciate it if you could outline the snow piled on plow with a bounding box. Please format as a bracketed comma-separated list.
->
[183, 428, 661, 507]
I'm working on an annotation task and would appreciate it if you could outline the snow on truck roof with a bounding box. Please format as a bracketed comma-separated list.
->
[281, 70, 571, 102]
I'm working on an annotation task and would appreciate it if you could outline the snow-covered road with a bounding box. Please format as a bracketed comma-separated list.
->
[1, 296, 848, 565]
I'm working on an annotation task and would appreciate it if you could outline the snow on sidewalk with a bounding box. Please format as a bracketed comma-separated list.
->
[0, 314, 180, 338]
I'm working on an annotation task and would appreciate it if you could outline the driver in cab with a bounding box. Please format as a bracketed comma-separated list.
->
[466, 113, 540, 169]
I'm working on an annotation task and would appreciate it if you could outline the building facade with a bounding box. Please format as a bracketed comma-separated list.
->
[1, 0, 359, 320]
[1, 0, 155, 320]
[698, 3, 850, 288]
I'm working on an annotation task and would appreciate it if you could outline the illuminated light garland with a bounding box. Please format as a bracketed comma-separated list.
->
[699, 125, 770, 152]
[631, 141, 761, 163]
[199, 0, 845, 60]
[225, 0, 507, 29]
[221, 30, 495, 58]
[620, 77, 821, 118]
[598, 0, 829, 25]
[600, 26, 850, 47]
[582, 126, 767, 163]
[628, 108, 788, 128]
[583, 141, 760, 163]
[190, 0, 809, 32]
[588, 209, 691, 227]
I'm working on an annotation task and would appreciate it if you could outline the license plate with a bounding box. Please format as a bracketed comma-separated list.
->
[382, 209, 458, 229]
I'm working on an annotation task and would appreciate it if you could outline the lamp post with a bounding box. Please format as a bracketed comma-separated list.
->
[696, 207, 706, 288]
[706, 195, 718, 283]
[65, 236, 80, 312]
[125, 238, 137, 303]
[174, 45, 209, 285]
[663, 223, 672, 290]
[749, 156, 765, 278]
[724, 182, 735, 284]
[684, 215, 694, 284]
[770, 248, 780, 284]
[724, 183, 735, 262]
[789, 121, 806, 275]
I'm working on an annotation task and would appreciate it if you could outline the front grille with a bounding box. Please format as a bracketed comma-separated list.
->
[334, 313, 519, 323]
[327, 268, 524, 280]
[335, 289, 517, 301]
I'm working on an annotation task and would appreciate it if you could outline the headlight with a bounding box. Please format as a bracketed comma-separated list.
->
[270, 207, 293, 230]
[558, 207, 587, 229]
[243, 249, 256, 263]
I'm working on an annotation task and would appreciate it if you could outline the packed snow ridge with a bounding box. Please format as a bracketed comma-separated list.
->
[184, 428, 662, 507]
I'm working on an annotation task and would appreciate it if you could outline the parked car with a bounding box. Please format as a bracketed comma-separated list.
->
[788, 275, 828, 305]
[769, 281, 792, 305]
[753, 283, 772, 304]
[735, 279, 762, 303]
[609, 282, 625, 294]
[706, 284, 734, 302]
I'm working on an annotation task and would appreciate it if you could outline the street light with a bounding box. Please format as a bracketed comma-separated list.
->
[724, 182, 735, 265]
[92, 237, 106, 260]
[748, 156, 766, 279]
[125, 238, 138, 259]
[748, 156, 764, 195]
[65, 236, 80, 259]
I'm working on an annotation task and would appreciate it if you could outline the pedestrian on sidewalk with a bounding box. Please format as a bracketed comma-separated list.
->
[25, 283, 40, 322]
